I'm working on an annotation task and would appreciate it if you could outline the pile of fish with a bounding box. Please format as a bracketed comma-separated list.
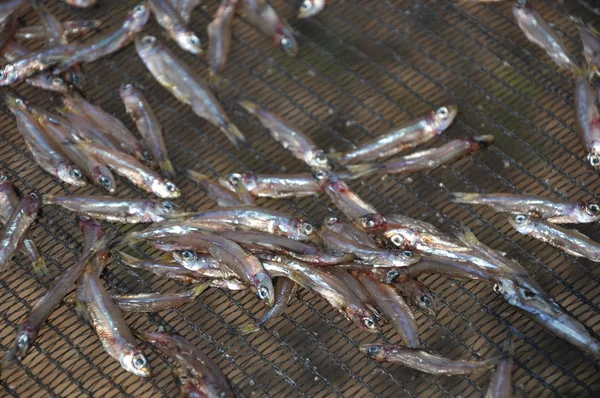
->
[0, 0, 596, 397]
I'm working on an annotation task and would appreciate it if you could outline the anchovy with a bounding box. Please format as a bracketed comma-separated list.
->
[72, 140, 181, 198]
[62, 0, 97, 7]
[513, 0, 578, 71]
[169, 0, 201, 23]
[58, 4, 150, 68]
[207, 0, 237, 84]
[580, 24, 600, 74]
[6, 95, 87, 187]
[239, 277, 297, 334]
[260, 254, 379, 333]
[43, 195, 184, 223]
[28, 106, 117, 193]
[453, 192, 600, 224]
[3, 219, 106, 364]
[78, 216, 108, 275]
[508, 214, 600, 261]
[361, 345, 500, 375]
[485, 333, 514, 398]
[172, 250, 236, 277]
[219, 172, 321, 199]
[185, 170, 250, 206]
[314, 169, 377, 219]
[137, 332, 233, 397]
[58, 109, 121, 151]
[77, 267, 152, 377]
[240, 100, 328, 169]
[129, 205, 317, 241]
[61, 93, 151, 162]
[0, 0, 25, 23]
[118, 251, 208, 284]
[219, 230, 355, 265]
[575, 74, 600, 170]
[385, 273, 437, 317]
[326, 267, 376, 311]
[135, 35, 246, 148]
[33, 2, 66, 46]
[148, 0, 202, 54]
[297, 0, 326, 19]
[321, 227, 419, 268]
[331, 106, 458, 164]
[357, 273, 421, 348]
[241, 0, 297, 56]
[0, 176, 45, 275]
[363, 135, 494, 175]
[15, 20, 102, 40]
[120, 84, 174, 177]
[0, 43, 77, 86]
[322, 216, 378, 247]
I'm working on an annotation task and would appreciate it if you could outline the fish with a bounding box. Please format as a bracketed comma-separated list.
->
[357, 273, 421, 348]
[485, 333, 514, 398]
[6, 95, 87, 187]
[135, 35, 246, 148]
[42, 195, 184, 223]
[128, 205, 318, 242]
[77, 266, 152, 377]
[360, 345, 500, 375]
[240, 101, 328, 169]
[238, 277, 297, 334]
[358, 135, 494, 175]
[508, 213, 600, 262]
[136, 332, 233, 397]
[260, 254, 380, 332]
[60, 93, 151, 162]
[142, 231, 275, 305]
[297, 0, 326, 19]
[185, 170, 250, 206]
[78, 215, 108, 275]
[219, 230, 355, 265]
[148, 0, 202, 54]
[241, 0, 297, 56]
[327, 267, 377, 311]
[387, 273, 437, 317]
[15, 19, 102, 40]
[512, 0, 578, 71]
[453, 192, 600, 223]
[574, 73, 600, 170]
[66, 284, 208, 312]
[0, 176, 45, 276]
[120, 84, 174, 177]
[0, 43, 77, 86]
[330, 106, 458, 164]
[169, 0, 201, 23]
[71, 139, 181, 198]
[171, 250, 236, 276]
[313, 169, 377, 219]
[58, 4, 150, 69]
[2, 219, 107, 366]
[0, 0, 25, 23]
[320, 227, 419, 268]
[28, 105, 117, 193]
[118, 251, 208, 284]
[0, 13, 17, 50]
[322, 216, 378, 248]
[62, 0, 97, 7]
[580, 24, 600, 74]
[33, 2, 66, 47]
[207, 0, 237, 84]
[219, 172, 321, 199]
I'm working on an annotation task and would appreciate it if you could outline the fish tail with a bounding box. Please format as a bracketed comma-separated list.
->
[236, 323, 260, 335]
[208, 72, 221, 88]
[345, 163, 381, 178]
[32, 257, 49, 279]
[116, 251, 141, 266]
[0, 349, 16, 372]
[238, 100, 260, 115]
[74, 299, 88, 321]
[184, 169, 208, 182]
[191, 282, 211, 297]
[221, 122, 246, 149]
[159, 159, 176, 179]
[451, 192, 480, 204]
[484, 354, 508, 369]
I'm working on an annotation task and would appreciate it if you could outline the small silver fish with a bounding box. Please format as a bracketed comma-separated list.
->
[148, 0, 202, 54]
[485, 333, 514, 398]
[0, 193, 41, 270]
[574, 74, 600, 170]
[207, 0, 237, 84]
[314, 169, 377, 219]
[185, 170, 250, 206]
[297, 0, 326, 19]
[242, 0, 297, 56]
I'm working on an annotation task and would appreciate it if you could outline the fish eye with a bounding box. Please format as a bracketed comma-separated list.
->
[180, 250, 196, 262]
[315, 152, 328, 164]
[141, 36, 156, 46]
[99, 175, 112, 187]
[385, 269, 399, 283]
[189, 35, 201, 46]
[436, 107, 449, 119]
[124, 83, 133, 90]
[421, 296, 432, 307]
[228, 173, 242, 186]
[493, 283, 503, 294]
[325, 216, 339, 226]
[368, 345, 380, 354]
[363, 217, 376, 229]
[587, 203, 600, 214]
[161, 201, 175, 211]
[16, 98, 25, 106]
[133, 5, 145, 13]
[514, 214, 527, 224]
[314, 170, 328, 180]
[257, 286, 269, 300]
[363, 317, 376, 329]
[590, 154, 600, 167]
[52, 77, 64, 85]
[390, 234, 404, 247]
[281, 37, 289, 47]
[70, 168, 84, 179]
[17, 333, 29, 350]
[300, 222, 314, 235]
[166, 182, 177, 192]
[523, 289, 535, 299]
[402, 250, 413, 258]
[29, 192, 38, 199]
[132, 354, 147, 369]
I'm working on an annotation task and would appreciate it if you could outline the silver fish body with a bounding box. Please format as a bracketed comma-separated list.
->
[169, 0, 201, 23]
[242, 0, 297, 56]
[575, 74, 600, 170]
[314, 169, 377, 219]
[485, 333, 514, 398]
[239, 277, 297, 334]
[219, 172, 321, 199]
[0, 43, 77, 86]
[185, 170, 249, 206]
[297, 0, 326, 19]
[580, 24, 600, 73]
[148, 0, 202, 54]
[207, 0, 237, 83]
[15, 19, 102, 40]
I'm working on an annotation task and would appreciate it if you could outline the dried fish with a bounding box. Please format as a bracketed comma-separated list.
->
[148, 0, 202, 54]
[242, 0, 297, 55]
[219, 172, 321, 199]
[185, 170, 251, 206]
[314, 169, 377, 219]
[0, 43, 77, 86]
[207, 0, 237, 83]
[485, 333, 514, 398]
[297, 0, 327, 19]
[15, 20, 102, 40]
[574, 74, 600, 170]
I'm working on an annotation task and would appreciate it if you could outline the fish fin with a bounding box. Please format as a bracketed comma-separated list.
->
[158, 159, 176, 180]
[32, 256, 49, 279]
[451, 192, 480, 204]
[327, 152, 343, 163]
[452, 223, 480, 245]
[484, 354, 508, 370]
[191, 282, 210, 297]
[221, 123, 246, 149]
[116, 251, 142, 266]
[184, 169, 209, 182]
[239, 100, 259, 115]
[156, 252, 173, 262]
[345, 163, 381, 177]
[41, 194, 55, 205]
[0, 349, 16, 372]
[74, 299, 88, 321]
[504, 331, 514, 357]
[236, 323, 260, 335]
[208, 72, 221, 88]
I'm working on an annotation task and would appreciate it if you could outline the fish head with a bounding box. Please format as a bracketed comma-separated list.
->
[127, 4, 150, 31]
[408, 282, 438, 317]
[153, 200, 180, 218]
[253, 272, 275, 307]
[27, 75, 69, 93]
[352, 213, 386, 232]
[173, 250, 216, 271]
[307, 150, 331, 170]
[578, 201, 600, 222]
[152, 179, 181, 199]
[507, 213, 534, 234]
[587, 143, 600, 171]
[0, 174, 12, 191]
[4, 94, 28, 113]
[0, 64, 19, 86]
[24, 192, 42, 214]
[384, 228, 420, 250]
[289, 219, 319, 241]
[176, 31, 203, 55]
[388, 249, 421, 267]
[220, 173, 257, 194]
[467, 135, 495, 151]
[56, 162, 88, 187]
[360, 344, 390, 360]
[135, 35, 159, 57]
[513, 0, 531, 11]
[120, 345, 152, 377]
[297, 0, 326, 19]
[347, 308, 380, 333]
[90, 165, 116, 193]
[323, 216, 343, 229]
[275, 24, 298, 56]
[430, 105, 458, 132]
[14, 323, 37, 360]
